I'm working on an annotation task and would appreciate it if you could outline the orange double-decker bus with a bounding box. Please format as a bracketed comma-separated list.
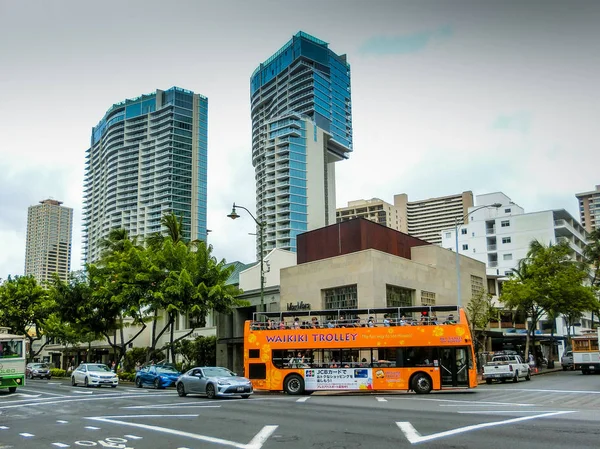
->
[244, 305, 477, 395]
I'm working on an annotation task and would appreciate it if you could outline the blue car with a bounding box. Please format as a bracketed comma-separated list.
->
[135, 364, 181, 389]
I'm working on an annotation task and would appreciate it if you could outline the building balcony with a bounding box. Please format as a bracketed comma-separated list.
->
[486, 227, 496, 235]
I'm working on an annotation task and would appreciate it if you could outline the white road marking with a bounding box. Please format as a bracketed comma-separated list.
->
[51, 443, 70, 447]
[439, 404, 535, 407]
[48, 382, 61, 385]
[394, 397, 533, 406]
[296, 397, 310, 402]
[71, 390, 94, 395]
[87, 416, 278, 449]
[124, 435, 143, 439]
[19, 433, 35, 437]
[376, 397, 387, 402]
[0, 393, 171, 410]
[92, 414, 199, 419]
[14, 393, 41, 398]
[21, 388, 68, 397]
[458, 410, 576, 414]
[56, 420, 69, 424]
[85, 426, 100, 430]
[477, 387, 600, 395]
[397, 411, 575, 444]
[123, 404, 221, 409]
[0, 426, 9, 430]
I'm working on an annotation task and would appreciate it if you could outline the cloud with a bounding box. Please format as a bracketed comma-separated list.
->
[359, 26, 452, 55]
[492, 112, 532, 135]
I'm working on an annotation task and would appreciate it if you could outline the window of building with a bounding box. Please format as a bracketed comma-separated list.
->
[445, 232, 451, 238]
[504, 271, 512, 276]
[462, 244, 468, 251]
[503, 253, 513, 261]
[471, 275, 484, 299]
[420, 291, 436, 306]
[386, 285, 413, 308]
[502, 237, 511, 244]
[505, 208, 511, 213]
[323, 285, 358, 309]
[501, 220, 510, 227]
[461, 229, 467, 235]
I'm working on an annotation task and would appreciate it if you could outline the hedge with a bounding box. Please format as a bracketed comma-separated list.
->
[50, 368, 66, 378]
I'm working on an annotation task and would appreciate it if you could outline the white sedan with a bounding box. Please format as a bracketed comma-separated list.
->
[71, 363, 119, 388]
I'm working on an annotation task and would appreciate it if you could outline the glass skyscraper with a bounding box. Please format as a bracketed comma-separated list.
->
[84, 87, 208, 263]
[250, 32, 352, 258]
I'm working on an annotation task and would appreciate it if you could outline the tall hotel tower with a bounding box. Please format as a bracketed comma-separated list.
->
[250, 32, 352, 258]
[84, 87, 208, 263]
[25, 199, 73, 283]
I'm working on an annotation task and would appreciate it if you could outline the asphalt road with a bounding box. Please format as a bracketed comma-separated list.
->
[1, 370, 600, 448]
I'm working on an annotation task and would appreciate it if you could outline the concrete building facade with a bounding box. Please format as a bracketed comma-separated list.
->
[575, 185, 600, 232]
[336, 198, 406, 232]
[83, 86, 208, 263]
[336, 191, 473, 245]
[250, 31, 352, 259]
[25, 199, 73, 283]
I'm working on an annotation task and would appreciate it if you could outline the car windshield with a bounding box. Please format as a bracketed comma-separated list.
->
[31, 363, 49, 369]
[87, 364, 111, 372]
[204, 367, 234, 377]
[156, 366, 179, 374]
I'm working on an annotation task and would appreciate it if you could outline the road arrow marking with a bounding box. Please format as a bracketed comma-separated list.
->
[296, 397, 310, 402]
[376, 397, 387, 402]
[86, 416, 278, 449]
[397, 411, 575, 444]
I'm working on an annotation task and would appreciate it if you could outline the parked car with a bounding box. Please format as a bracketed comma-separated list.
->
[561, 351, 574, 370]
[176, 366, 253, 399]
[135, 364, 181, 389]
[483, 353, 531, 384]
[71, 363, 118, 388]
[26, 363, 51, 380]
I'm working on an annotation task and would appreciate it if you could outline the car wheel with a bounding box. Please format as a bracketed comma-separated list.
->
[562, 366, 567, 371]
[135, 377, 143, 388]
[485, 378, 492, 385]
[47, 376, 52, 380]
[177, 383, 187, 397]
[111, 385, 117, 388]
[154, 378, 161, 389]
[71, 376, 77, 386]
[26, 373, 32, 380]
[284, 374, 304, 395]
[206, 383, 216, 399]
[412, 373, 432, 394]
[241, 394, 250, 399]
[525, 370, 531, 381]
[84, 377, 89, 387]
[513, 371, 519, 383]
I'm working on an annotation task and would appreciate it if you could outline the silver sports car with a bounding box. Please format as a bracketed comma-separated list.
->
[175, 366, 253, 399]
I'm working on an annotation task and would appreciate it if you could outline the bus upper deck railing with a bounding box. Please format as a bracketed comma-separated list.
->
[250, 305, 461, 330]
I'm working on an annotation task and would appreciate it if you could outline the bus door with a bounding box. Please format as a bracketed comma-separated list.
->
[439, 347, 469, 388]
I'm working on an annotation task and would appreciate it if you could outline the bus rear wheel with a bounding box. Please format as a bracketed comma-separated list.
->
[412, 373, 432, 394]
[284, 374, 305, 395]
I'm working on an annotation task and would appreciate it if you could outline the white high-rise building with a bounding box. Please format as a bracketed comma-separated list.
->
[25, 199, 73, 283]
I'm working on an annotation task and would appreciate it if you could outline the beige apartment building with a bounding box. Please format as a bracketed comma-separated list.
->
[337, 191, 473, 245]
[25, 199, 73, 283]
[575, 185, 600, 232]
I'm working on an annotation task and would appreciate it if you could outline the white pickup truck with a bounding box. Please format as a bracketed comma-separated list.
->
[483, 354, 531, 384]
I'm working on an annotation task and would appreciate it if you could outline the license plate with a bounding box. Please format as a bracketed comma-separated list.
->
[236, 386, 244, 392]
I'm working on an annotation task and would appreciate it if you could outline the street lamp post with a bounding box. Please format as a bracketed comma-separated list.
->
[227, 203, 266, 314]
[455, 203, 502, 308]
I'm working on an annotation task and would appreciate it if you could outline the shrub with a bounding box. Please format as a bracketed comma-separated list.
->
[118, 371, 135, 382]
[50, 368, 66, 378]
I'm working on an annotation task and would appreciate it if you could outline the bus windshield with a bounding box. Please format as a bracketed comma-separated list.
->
[0, 339, 23, 358]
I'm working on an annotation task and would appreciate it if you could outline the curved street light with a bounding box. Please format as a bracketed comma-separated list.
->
[227, 203, 266, 313]
[455, 203, 502, 307]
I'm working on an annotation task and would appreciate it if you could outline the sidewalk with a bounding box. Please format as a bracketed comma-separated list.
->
[477, 365, 564, 384]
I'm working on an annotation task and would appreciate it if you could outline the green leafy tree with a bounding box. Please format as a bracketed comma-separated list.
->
[501, 240, 598, 361]
[174, 335, 216, 371]
[466, 290, 495, 366]
[0, 275, 54, 361]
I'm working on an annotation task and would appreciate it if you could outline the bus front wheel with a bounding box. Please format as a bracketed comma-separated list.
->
[284, 374, 305, 395]
[8, 387, 16, 393]
[412, 373, 432, 394]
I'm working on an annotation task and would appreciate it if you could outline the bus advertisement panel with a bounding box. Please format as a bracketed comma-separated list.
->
[0, 333, 27, 393]
[244, 306, 477, 395]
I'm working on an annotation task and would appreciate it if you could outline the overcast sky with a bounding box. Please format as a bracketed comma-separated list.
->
[1, 0, 599, 280]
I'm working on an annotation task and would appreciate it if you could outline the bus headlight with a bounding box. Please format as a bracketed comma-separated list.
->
[16, 378, 22, 384]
